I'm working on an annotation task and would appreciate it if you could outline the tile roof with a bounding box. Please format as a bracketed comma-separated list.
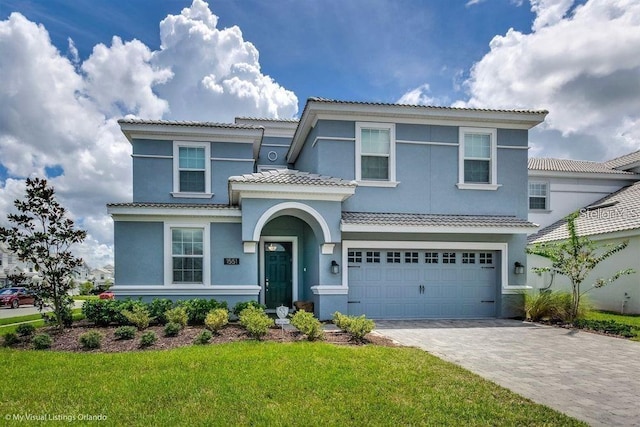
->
[234, 117, 299, 123]
[342, 212, 536, 228]
[308, 97, 549, 115]
[107, 202, 237, 209]
[603, 150, 640, 170]
[528, 181, 640, 243]
[528, 158, 636, 175]
[229, 169, 357, 187]
[118, 118, 262, 130]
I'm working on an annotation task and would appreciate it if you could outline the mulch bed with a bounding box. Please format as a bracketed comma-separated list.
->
[11, 320, 397, 352]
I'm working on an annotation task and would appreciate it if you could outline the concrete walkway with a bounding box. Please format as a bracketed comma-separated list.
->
[374, 319, 640, 427]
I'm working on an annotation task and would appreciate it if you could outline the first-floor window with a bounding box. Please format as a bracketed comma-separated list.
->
[171, 228, 204, 283]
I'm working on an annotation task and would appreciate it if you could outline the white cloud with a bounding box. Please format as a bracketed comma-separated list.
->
[456, 0, 640, 160]
[397, 84, 442, 106]
[151, 0, 298, 121]
[0, 0, 298, 268]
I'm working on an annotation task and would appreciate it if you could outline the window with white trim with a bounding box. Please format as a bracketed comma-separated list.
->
[355, 122, 396, 182]
[458, 127, 498, 190]
[528, 182, 549, 210]
[173, 142, 211, 197]
[425, 252, 439, 264]
[171, 228, 204, 283]
[164, 222, 210, 286]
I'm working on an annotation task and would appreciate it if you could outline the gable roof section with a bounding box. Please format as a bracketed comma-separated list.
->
[528, 158, 635, 175]
[341, 211, 538, 234]
[228, 169, 356, 204]
[603, 150, 640, 170]
[118, 118, 265, 158]
[288, 97, 548, 163]
[528, 181, 640, 244]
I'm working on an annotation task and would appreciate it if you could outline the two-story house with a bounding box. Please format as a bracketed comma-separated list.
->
[108, 98, 547, 320]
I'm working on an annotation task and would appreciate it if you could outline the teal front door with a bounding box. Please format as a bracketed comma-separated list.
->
[264, 242, 293, 308]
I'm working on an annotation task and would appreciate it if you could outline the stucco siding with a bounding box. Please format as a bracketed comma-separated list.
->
[211, 223, 257, 286]
[114, 221, 164, 286]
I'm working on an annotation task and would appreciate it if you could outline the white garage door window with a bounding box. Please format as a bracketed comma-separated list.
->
[347, 250, 498, 319]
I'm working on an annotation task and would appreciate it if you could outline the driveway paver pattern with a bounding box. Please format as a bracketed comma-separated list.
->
[375, 319, 640, 427]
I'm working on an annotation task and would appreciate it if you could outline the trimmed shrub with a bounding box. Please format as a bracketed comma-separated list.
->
[332, 312, 353, 331]
[16, 323, 36, 337]
[573, 319, 639, 338]
[31, 333, 52, 350]
[164, 322, 182, 337]
[165, 306, 188, 328]
[116, 299, 148, 325]
[139, 331, 158, 348]
[291, 310, 324, 341]
[79, 331, 103, 350]
[233, 300, 266, 316]
[332, 312, 375, 342]
[3, 332, 19, 347]
[239, 306, 273, 340]
[42, 305, 73, 328]
[121, 305, 154, 330]
[82, 299, 123, 326]
[114, 326, 137, 340]
[205, 308, 229, 333]
[179, 298, 228, 325]
[194, 330, 213, 345]
[149, 298, 174, 325]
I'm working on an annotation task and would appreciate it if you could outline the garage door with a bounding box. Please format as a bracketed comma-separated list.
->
[347, 249, 498, 319]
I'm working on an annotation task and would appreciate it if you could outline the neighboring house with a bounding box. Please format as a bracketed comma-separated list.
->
[527, 150, 640, 314]
[72, 262, 92, 283]
[108, 98, 547, 320]
[90, 267, 114, 289]
[0, 243, 35, 287]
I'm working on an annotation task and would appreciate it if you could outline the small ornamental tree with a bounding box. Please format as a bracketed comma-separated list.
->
[527, 212, 635, 322]
[0, 178, 86, 331]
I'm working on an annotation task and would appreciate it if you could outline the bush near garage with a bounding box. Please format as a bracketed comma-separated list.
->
[291, 310, 324, 341]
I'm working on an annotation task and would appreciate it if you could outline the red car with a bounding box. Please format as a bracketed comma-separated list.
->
[99, 291, 115, 300]
[0, 287, 36, 309]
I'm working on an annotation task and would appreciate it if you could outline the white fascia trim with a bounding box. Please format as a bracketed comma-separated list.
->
[528, 170, 640, 181]
[110, 214, 241, 223]
[497, 145, 530, 150]
[356, 181, 400, 188]
[311, 136, 355, 148]
[340, 224, 539, 234]
[342, 240, 510, 293]
[310, 285, 349, 295]
[120, 123, 263, 144]
[164, 220, 211, 287]
[131, 154, 173, 159]
[111, 285, 261, 296]
[396, 140, 458, 147]
[455, 183, 502, 191]
[108, 205, 241, 218]
[211, 157, 255, 163]
[230, 183, 355, 204]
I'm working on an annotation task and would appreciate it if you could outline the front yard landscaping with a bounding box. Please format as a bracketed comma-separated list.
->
[0, 342, 584, 426]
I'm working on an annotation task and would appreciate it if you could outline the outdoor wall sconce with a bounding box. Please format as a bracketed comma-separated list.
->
[514, 261, 525, 275]
[331, 260, 340, 275]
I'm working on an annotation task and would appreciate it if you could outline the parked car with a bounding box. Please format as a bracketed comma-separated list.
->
[0, 287, 36, 308]
[98, 291, 115, 300]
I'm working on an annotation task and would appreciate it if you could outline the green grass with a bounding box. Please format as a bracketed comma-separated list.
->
[73, 295, 99, 301]
[583, 310, 640, 341]
[0, 313, 43, 326]
[0, 309, 84, 335]
[0, 343, 583, 426]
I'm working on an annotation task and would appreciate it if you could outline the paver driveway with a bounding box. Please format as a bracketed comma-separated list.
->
[375, 319, 640, 427]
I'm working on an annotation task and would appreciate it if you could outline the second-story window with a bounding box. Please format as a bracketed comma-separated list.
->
[529, 182, 549, 210]
[457, 127, 499, 190]
[355, 122, 396, 184]
[172, 141, 212, 197]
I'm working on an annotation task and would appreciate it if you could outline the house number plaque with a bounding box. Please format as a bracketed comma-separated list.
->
[224, 258, 240, 265]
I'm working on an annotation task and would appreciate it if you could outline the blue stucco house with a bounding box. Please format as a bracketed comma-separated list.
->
[107, 98, 547, 320]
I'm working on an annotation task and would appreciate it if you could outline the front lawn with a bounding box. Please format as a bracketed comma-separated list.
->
[0, 343, 583, 426]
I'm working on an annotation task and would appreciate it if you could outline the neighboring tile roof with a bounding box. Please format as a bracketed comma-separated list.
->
[235, 117, 299, 123]
[528, 158, 636, 175]
[229, 169, 357, 187]
[528, 182, 640, 243]
[341, 212, 536, 228]
[308, 97, 549, 115]
[603, 150, 640, 170]
[118, 118, 262, 130]
[107, 202, 237, 209]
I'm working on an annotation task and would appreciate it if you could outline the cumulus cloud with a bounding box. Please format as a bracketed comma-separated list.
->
[151, 0, 298, 121]
[0, 0, 299, 267]
[456, 0, 640, 160]
[396, 84, 442, 106]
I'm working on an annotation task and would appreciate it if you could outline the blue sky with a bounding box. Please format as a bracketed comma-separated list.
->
[1, 0, 639, 266]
